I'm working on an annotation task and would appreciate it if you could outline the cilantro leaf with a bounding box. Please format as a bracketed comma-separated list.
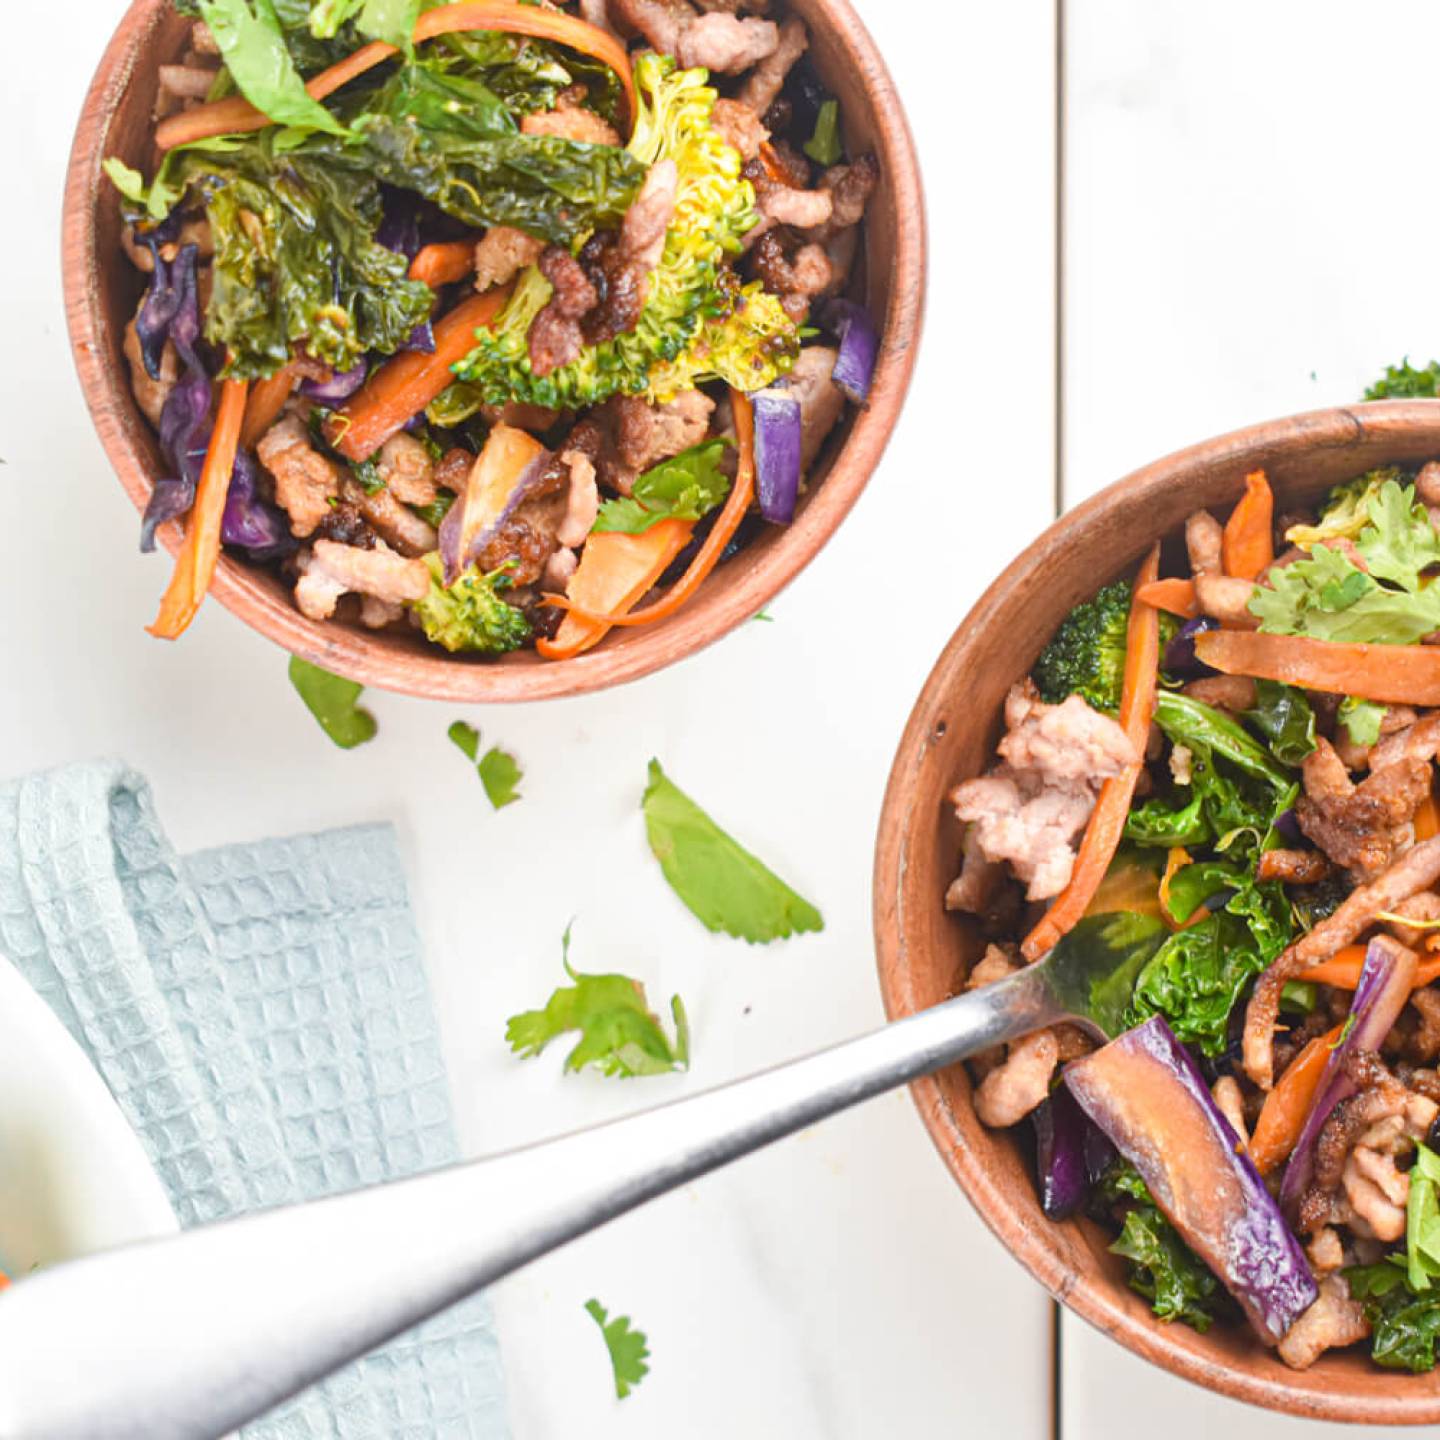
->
[593, 439, 732, 535]
[584, 1299, 650, 1398]
[642, 759, 823, 943]
[505, 926, 689, 1077]
[448, 721, 523, 808]
[1365, 360, 1440, 401]
[198, 0, 350, 136]
[1338, 696, 1386, 748]
[289, 656, 376, 748]
[478, 746, 522, 809]
[1407, 1143, 1440, 1292]
[1249, 480, 1440, 644]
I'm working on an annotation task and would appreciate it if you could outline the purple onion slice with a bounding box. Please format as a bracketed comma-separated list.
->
[1033, 1085, 1098, 1220]
[1066, 1015, 1317, 1343]
[299, 359, 369, 404]
[823, 298, 878, 404]
[1278, 935, 1418, 1213]
[437, 426, 552, 584]
[1163, 615, 1221, 678]
[752, 387, 802, 524]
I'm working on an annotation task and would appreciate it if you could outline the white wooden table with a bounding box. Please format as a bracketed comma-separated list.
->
[0, 0, 1435, 1434]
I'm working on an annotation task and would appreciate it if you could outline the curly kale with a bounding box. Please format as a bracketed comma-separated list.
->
[1094, 1163, 1225, 1333]
[410, 555, 531, 655]
[1031, 580, 1135, 711]
[455, 54, 798, 409]
[1364, 360, 1440, 401]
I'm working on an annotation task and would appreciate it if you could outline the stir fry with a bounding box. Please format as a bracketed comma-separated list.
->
[948, 464, 1440, 1372]
[108, 0, 880, 655]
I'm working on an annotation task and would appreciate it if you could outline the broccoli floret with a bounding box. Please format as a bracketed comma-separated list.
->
[410, 554, 532, 655]
[1032, 581, 1133, 709]
[1364, 359, 1440, 401]
[455, 54, 797, 408]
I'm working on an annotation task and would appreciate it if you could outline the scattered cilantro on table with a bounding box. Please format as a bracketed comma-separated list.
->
[505, 925, 689, 1078]
[642, 759, 823, 943]
[585, 1299, 650, 1398]
[448, 721, 522, 809]
[288, 656, 376, 749]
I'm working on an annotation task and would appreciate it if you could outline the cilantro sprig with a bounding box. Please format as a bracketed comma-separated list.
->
[289, 657, 377, 748]
[585, 1299, 650, 1398]
[448, 721, 523, 809]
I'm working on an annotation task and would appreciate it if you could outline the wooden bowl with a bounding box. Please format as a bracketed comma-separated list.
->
[62, 0, 924, 702]
[874, 401, 1440, 1424]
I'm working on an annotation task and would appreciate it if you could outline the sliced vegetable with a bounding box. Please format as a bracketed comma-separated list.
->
[157, 1, 637, 151]
[824, 298, 878, 404]
[1023, 545, 1161, 960]
[752, 387, 802, 524]
[298, 359, 369, 405]
[148, 378, 250, 639]
[641, 758, 823, 943]
[1249, 1025, 1345, 1175]
[239, 361, 300, 450]
[436, 423, 549, 583]
[1066, 1015, 1318, 1342]
[536, 521, 694, 661]
[1162, 615, 1219, 678]
[222, 450, 293, 557]
[1135, 577, 1198, 619]
[1222, 469, 1274, 581]
[544, 388, 757, 635]
[326, 285, 511, 461]
[1417, 791, 1440, 843]
[1194, 629, 1440, 706]
[1278, 935, 1420, 1213]
[1033, 1086, 1103, 1220]
[409, 239, 477, 287]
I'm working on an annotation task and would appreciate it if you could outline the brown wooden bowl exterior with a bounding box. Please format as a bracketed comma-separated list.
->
[874, 401, 1440, 1424]
[63, 0, 924, 702]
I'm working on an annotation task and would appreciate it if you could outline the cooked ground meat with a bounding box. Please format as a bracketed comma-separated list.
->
[1185, 509, 1223, 575]
[474, 225, 544, 292]
[810, 155, 880, 238]
[1384, 890, 1440, 949]
[997, 684, 1138, 781]
[1195, 573, 1260, 627]
[602, 390, 716, 493]
[375, 434, 437, 506]
[737, 13, 806, 111]
[257, 414, 341, 538]
[710, 97, 769, 160]
[123, 316, 178, 428]
[612, 0, 779, 71]
[520, 88, 620, 146]
[783, 344, 846, 471]
[1257, 848, 1331, 885]
[1182, 674, 1257, 712]
[1371, 712, 1440, 771]
[578, 159, 679, 346]
[339, 476, 437, 557]
[752, 231, 836, 321]
[946, 826, 1007, 914]
[1409, 988, 1440, 1064]
[1296, 737, 1429, 875]
[1278, 1276, 1370, 1371]
[974, 1028, 1058, 1128]
[434, 447, 474, 494]
[293, 540, 429, 622]
[528, 246, 601, 377]
[1244, 844, 1440, 1088]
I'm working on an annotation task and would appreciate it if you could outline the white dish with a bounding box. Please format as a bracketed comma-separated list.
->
[0, 954, 177, 1274]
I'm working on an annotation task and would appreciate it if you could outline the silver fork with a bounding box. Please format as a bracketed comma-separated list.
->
[0, 913, 1162, 1440]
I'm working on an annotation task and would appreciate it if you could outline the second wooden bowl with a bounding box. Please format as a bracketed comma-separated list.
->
[874, 401, 1440, 1424]
[62, 0, 924, 702]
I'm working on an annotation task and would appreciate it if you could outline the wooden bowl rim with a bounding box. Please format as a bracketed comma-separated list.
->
[61, 0, 926, 703]
[873, 400, 1440, 1425]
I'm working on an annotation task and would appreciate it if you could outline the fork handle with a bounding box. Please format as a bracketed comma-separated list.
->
[0, 970, 1055, 1440]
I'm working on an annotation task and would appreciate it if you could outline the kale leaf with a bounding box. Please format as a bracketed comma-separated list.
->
[1243, 681, 1316, 767]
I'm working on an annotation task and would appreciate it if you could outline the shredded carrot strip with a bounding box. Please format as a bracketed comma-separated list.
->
[542, 388, 758, 631]
[1299, 943, 1440, 990]
[325, 286, 511, 461]
[1157, 846, 1210, 929]
[1022, 545, 1163, 961]
[1194, 630, 1440, 706]
[1135, 577, 1198, 619]
[156, 3, 636, 150]
[1249, 1024, 1345, 1174]
[1222, 469, 1275, 581]
[1417, 789, 1440, 843]
[409, 240, 477, 288]
[535, 520, 694, 660]
[148, 378, 249, 640]
[239, 361, 299, 451]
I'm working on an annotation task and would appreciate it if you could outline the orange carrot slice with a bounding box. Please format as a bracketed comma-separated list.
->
[1135, 577, 1198, 619]
[1022, 545, 1163, 960]
[325, 285, 511, 461]
[239, 361, 300, 451]
[1222, 469, 1275, 581]
[148, 378, 249, 639]
[1249, 1025, 1345, 1175]
[410, 240, 477, 288]
[1194, 630, 1440, 706]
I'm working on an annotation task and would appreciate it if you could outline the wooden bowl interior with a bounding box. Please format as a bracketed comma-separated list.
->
[874, 403, 1440, 1423]
[64, 0, 923, 702]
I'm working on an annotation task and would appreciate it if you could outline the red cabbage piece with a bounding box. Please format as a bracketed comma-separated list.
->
[753, 388, 802, 524]
[1279, 935, 1418, 1214]
[1066, 1016, 1317, 1343]
[134, 231, 196, 381]
[823, 298, 878, 404]
[1033, 1085, 1107, 1220]
[299, 359, 369, 405]
[222, 451, 296, 560]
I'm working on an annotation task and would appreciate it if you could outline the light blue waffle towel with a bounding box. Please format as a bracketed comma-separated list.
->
[0, 761, 508, 1439]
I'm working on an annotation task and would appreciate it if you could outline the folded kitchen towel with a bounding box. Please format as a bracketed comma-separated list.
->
[0, 760, 508, 1439]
